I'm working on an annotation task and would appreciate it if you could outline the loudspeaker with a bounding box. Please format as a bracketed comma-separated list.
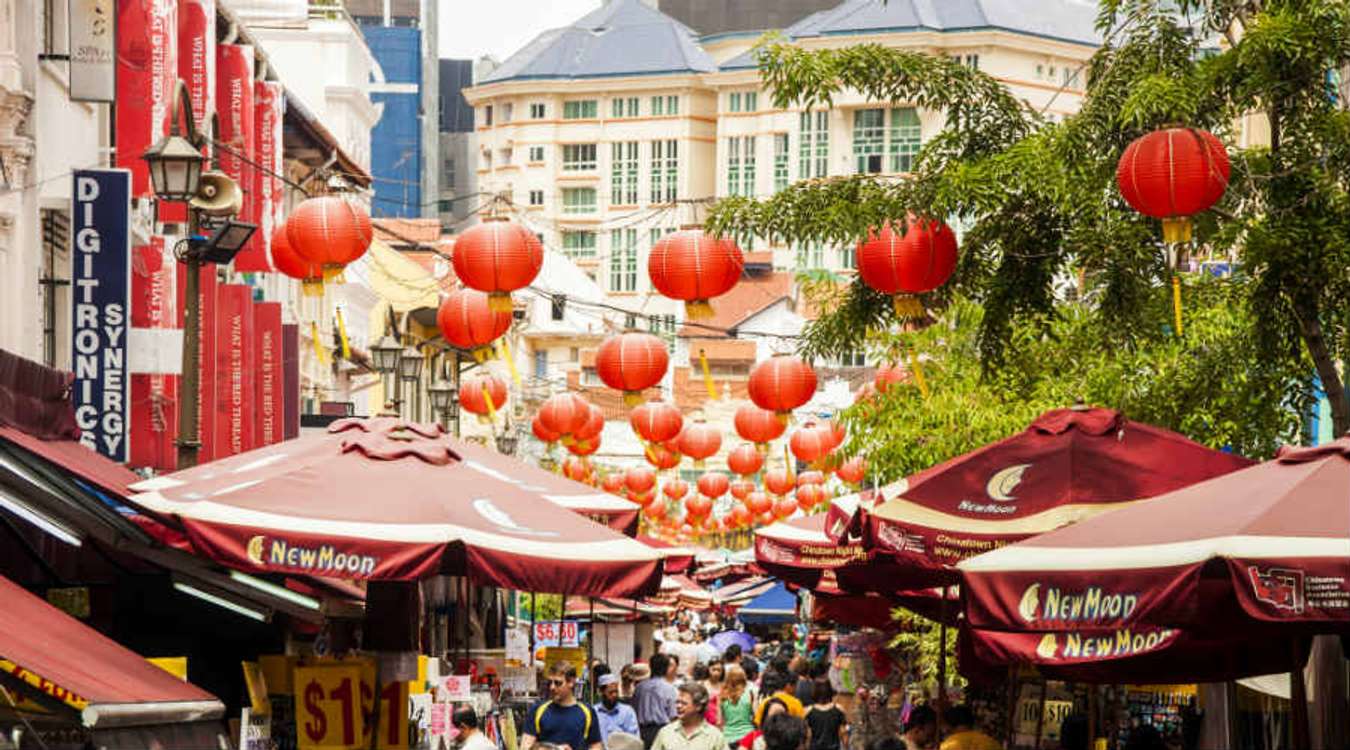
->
[190, 171, 243, 217]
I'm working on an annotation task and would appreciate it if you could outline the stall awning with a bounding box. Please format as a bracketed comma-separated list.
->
[0, 574, 223, 728]
[736, 581, 797, 625]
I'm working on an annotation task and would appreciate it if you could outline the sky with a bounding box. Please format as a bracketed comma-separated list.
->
[439, 0, 603, 62]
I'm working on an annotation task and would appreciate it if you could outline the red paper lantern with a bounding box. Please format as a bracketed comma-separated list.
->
[677, 422, 722, 468]
[270, 223, 324, 296]
[748, 355, 818, 421]
[764, 469, 795, 496]
[663, 480, 690, 501]
[538, 393, 591, 443]
[837, 456, 867, 485]
[437, 289, 512, 362]
[562, 456, 590, 482]
[790, 423, 831, 464]
[734, 404, 787, 450]
[630, 401, 683, 444]
[747, 492, 772, 515]
[757, 511, 776, 526]
[644, 502, 667, 521]
[601, 473, 625, 494]
[698, 471, 730, 500]
[772, 497, 797, 519]
[286, 196, 372, 279]
[1117, 127, 1230, 243]
[629, 490, 655, 508]
[685, 495, 713, 520]
[460, 373, 508, 422]
[452, 217, 544, 312]
[595, 332, 670, 407]
[727, 443, 764, 476]
[856, 217, 958, 318]
[625, 466, 657, 495]
[568, 437, 600, 457]
[797, 470, 826, 488]
[648, 228, 744, 319]
[729, 505, 751, 528]
[645, 443, 682, 471]
[797, 484, 827, 512]
[571, 404, 604, 452]
[875, 363, 908, 393]
[820, 419, 846, 451]
[730, 479, 754, 501]
[532, 415, 560, 444]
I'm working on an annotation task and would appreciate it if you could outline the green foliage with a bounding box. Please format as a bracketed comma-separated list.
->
[888, 609, 964, 692]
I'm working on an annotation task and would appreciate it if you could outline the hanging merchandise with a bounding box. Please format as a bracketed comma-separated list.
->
[452, 217, 545, 312]
[648, 228, 744, 319]
[630, 401, 683, 444]
[461, 374, 508, 423]
[1116, 127, 1230, 243]
[286, 195, 372, 281]
[748, 355, 818, 422]
[595, 332, 670, 407]
[437, 288, 513, 362]
[856, 216, 959, 319]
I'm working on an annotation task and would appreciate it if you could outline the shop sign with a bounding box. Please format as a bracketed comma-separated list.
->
[533, 620, 579, 648]
[0, 659, 88, 709]
[69, 0, 116, 101]
[295, 661, 409, 750]
[240, 707, 273, 750]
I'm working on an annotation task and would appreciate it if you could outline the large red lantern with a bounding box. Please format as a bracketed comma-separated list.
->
[748, 355, 817, 422]
[730, 479, 754, 501]
[856, 217, 958, 318]
[747, 492, 772, 515]
[452, 217, 544, 312]
[677, 422, 722, 469]
[630, 401, 683, 444]
[562, 456, 591, 482]
[601, 473, 625, 494]
[727, 443, 764, 476]
[789, 423, 831, 465]
[797, 484, 827, 513]
[532, 414, 560, 444]
[644, 502, 667, 521]
[875, 362, 907, 393]
[567, 437, 600, 457]
[625, 466, 656, 494]
[595, 332, 670, 407]
[837, 457, 867, 485]
[286, 196, 371, 280]
[1116, 127, 1230, 243]
[648, 228, 744, 319]
[270, 223, 324, 296]
[772, 497, 797, 519]
[734, 404, 787, 450]
[460, 373, 508, 421]
[729, 505, 751, 528]
[697, 471, 729, 500]
[629, 490, 656, 508]
[764, 469, 795, 497]
[572, 405, 605, 452]
[797, 470, 826, 488]
[538, 393, 591, 444]
[645, 443, 682, 471]
[437, 289, 512, 362]
[685, 495, 713, 520]
[663, 480, 690, 501]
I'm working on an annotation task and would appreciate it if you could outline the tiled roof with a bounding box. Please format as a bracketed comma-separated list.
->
[480, 0, 717, 83]
[677, 271, 791, 338]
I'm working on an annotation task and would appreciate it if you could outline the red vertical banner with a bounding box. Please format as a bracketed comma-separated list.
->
[214, 284, 256, 456]
[253, 302, 283, 446]
[217, 44, 262, 271]
[166, 0, 215, 224]
[176, 262, 217, 462]
[130, 238, 179, 470]
[282, 324, 300, 440]
[116, 0, 178, 199]
[252, 81, 284, 271]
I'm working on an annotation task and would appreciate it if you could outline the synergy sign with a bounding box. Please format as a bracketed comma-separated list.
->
[71, 170, 132, 462]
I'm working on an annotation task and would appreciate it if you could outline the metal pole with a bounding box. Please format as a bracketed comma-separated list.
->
[450, 350, 462, 437]
[1292, 639, 1310, 750]
[1033, 679, 1048, 750]
[176, 212, 202, 469]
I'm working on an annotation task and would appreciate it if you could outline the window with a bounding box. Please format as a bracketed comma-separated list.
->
[796, 242, 826, 269]
[838, 245, 856, 270]
[534, 350, 548, 377]
[965, 54, 980, 70]
[528, 146, 545, 162]
[582, 367, 603, 386]
[484, 105, 493, 126]
[563, 100, 598, 119]
[611, 141, 639, 205]
[799, 111, 828, 179]
[746, 91, 758, 111]
[530, 102, 546, 119]
[443, 157, 456, 185]
[498, 147, 513, 166]
[729, 90, 757, 113]
[569, 347, 579, 362]
[39, 208, 69, 367]
[1063, 67, 1078, 86]
[729, 92, 741, 112]
[562, 188, 597, 214]
[41, 0, 69, 56]
[650, 140, 678, 203]
[502, 103, 514, 122]
[625, 314, 638, 329]
[611, 97, 639, 118]
[529, 190, 544, 206]
[651, 96, 664, 116]
[609, 229, 638, 292]
[1036, 64, 1044, 79]
[562, 144, 597, 171]
[562, 230, 597, 258]
[853, 109, 886, 174]
[889, 108, 921, 173]
[666, 95, 679, 114]
[833, 349, 866, 367]
[727, 136, 756, 197]
[773, 133, 790, 193]
[482, 150, 492, 170]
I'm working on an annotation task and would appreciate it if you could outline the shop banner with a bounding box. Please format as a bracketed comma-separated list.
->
[176, 262, 217, 461]
[115, 0, 177, 199]
[71, 169, 132, 462]
[69, 0, 117, 101]
[214, 284, 256, 457]
[177, 0, 215, 123]
[217, 44, 261, 270]
[251, 81, 285, 271]
[282, 323, 300, 439]
[254, 301, 283, 446]
[129, 237, 179, 471]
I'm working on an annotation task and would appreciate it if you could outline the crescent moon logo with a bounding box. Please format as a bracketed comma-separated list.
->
[245, 535, 266, 566]
[986, 463, 1032, 502]
[1018, 583, 1041, 623]
[1035, 633, 1058, 660]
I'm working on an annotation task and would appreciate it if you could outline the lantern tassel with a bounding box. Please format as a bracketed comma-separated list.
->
[893, 294, 925, 319]
[310, 321, 329, 366]
[624, 392, 643, 408]
[322, 265, 347, 283]
[482, 384, 498, 423]
[784, 444, 795, 483]
[909, 349, 929, 399]
[302, 279, 325, 297]
[489, 292, 514, 313]
[498, 338, 522, 386]
[1161, 217, 1193, 244]
[1172, 275, 1184, 336]
[335, 307, 352, 360]
[686, 300, 715, 320]
[472, 345, 493, 364]
[699, 348, 717, 401]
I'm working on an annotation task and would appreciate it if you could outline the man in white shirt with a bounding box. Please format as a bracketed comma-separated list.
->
[454, 707, 496, 750]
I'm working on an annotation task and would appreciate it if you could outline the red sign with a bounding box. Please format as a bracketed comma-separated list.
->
[214, 284, 256, 457]
[116, 0, 178, 199]
[254, 302, 283, 447]
[167, 0, 215, 224]
[130, 238, 179, 470]
[252, 81, 284, 271]
[217, 44, 261, 271]
[282, 324, 300, 440]
[176, 261, 217, 462]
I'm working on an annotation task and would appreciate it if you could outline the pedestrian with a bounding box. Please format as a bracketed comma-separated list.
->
[718, 665, 756, 747]
[522, 662, 603, 750]
[635, 653, 679, 748]
[651, 682, 729, 750]
[898, 705, 935, 750]
[739, 657, 761, 707]
[740, 697, 790, 750]
[704, 662, 725, 717]
[937, 705, 999, 750]
[762, 714, 809, 750]
[754, 671, 804, 726]
[789, 659, 814, 706]
[596, 674, 640, 749]
[803, 682, 847, 750]
[722, 644, 743, 668]
[453, 707, 496, 750]
[850, 688, 894, 750]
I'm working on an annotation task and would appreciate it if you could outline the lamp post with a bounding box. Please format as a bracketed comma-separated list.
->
[427, 369, 457, 432]
[370, 330, 403, 413]
[398, 344, 424, 418]
[145, 79, 254, 469]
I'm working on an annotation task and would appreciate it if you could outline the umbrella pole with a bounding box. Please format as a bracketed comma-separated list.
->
[1004, 665, 1019, 747]
[1291, 639, 1310, 750]
[936, 586, 949, 713]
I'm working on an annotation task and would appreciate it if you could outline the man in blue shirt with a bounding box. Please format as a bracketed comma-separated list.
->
[633, 653, 678, 749]
[595, 673, 640, 748]
[522, 662, 603, 750]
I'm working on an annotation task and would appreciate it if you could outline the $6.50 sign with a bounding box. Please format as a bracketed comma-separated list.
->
[295, 662, 409, 750]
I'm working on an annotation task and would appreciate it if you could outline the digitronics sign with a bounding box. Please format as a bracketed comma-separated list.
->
[70, 169, 132, 462]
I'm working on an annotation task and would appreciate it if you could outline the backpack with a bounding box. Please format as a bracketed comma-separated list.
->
[535, 700, 594, 740]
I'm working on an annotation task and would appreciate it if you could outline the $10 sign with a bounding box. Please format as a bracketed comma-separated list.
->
[295, 662, 409, 750]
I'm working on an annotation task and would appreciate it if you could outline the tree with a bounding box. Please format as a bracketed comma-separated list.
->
[707, 0, 1350, 437]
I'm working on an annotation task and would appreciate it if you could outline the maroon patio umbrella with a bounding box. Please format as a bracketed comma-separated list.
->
[638, 536, 695, 573]
[849, 407, 1253, 591]
[128, 417, 662, 598]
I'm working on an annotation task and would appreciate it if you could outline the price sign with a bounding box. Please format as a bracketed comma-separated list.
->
[533, 620, 580, 648]
[295, 661, 410, 750]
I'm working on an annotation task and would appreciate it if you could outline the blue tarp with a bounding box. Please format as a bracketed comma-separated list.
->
[737, 581, 797, 625]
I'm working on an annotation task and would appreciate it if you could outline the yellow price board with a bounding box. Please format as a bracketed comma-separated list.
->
[296, 663, 365, 750]
[376, 679, 410, 750]
[0, 659, 87, 710]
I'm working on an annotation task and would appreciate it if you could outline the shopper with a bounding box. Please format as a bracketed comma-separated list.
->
[762, 714, 808, 750]
[898, 705, 936, 750]
[522, 662, 603, 750]
[718, 665, 756, 746]
[850, 688, 895, 750]
[596, 674, 640, 749]
[453, 707, 496, 750]
[635, 653, 679, 748]
[937, 705, 999, 750]
[803, 682, 847, 750]
[754, 671, 804, 726]
[651, 682, 729, 750]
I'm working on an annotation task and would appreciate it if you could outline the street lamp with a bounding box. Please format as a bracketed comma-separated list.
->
[427, 376, 456, 412]
[398, 345, 424, 383]
[143, 124, 204, 202]
[370, 332, 402, 374]
[495, 432, 519, 456]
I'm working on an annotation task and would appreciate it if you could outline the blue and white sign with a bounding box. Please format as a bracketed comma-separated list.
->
[71, 169, 132, 462]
